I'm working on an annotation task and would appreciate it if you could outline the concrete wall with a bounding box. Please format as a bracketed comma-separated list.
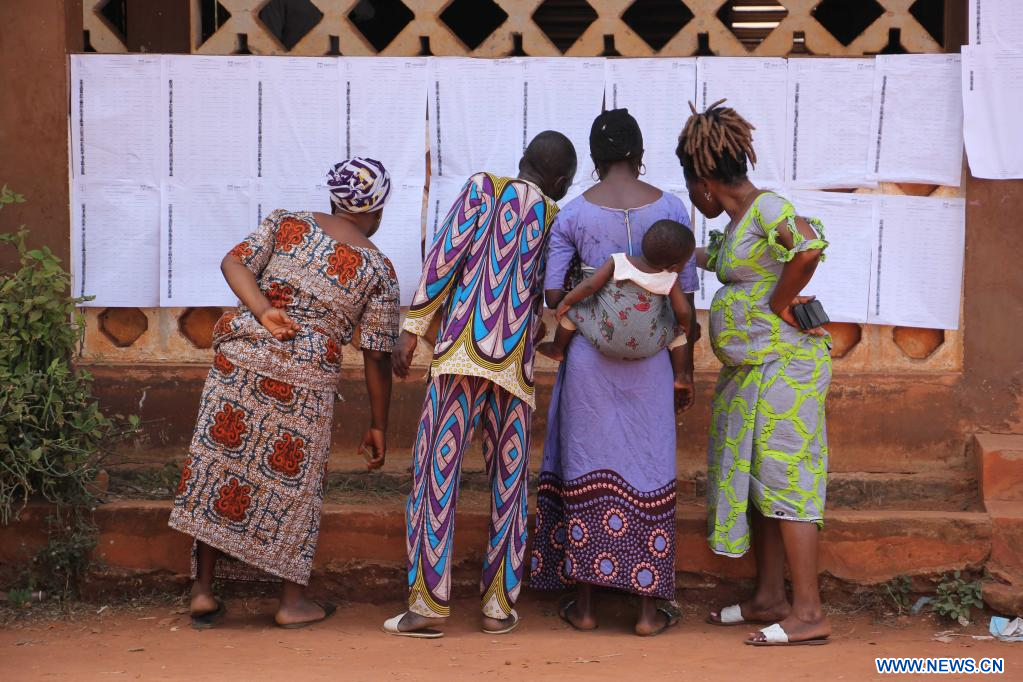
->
[3, 0, 1020, 480]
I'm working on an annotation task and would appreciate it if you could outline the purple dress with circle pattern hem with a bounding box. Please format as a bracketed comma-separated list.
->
[530, 192, 698, 600]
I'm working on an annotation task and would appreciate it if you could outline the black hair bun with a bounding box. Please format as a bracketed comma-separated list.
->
[590, 108, 644, 163]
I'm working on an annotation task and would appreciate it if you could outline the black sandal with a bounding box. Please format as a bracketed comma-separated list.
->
[275, 600, 337, 629]
[637, 602, 681, 637]
[190, 599, 226, 630]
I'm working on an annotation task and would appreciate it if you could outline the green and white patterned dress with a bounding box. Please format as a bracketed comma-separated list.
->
[705, 191, 831, 557]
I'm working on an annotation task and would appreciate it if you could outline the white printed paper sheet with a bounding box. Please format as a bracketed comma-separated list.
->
[255, 57, 342, 182]
[523, 58, 606, 195]
[161, 56, 257, 180]
[427, 58, 524, 181]
[696, 58, 789, 187]
[961, 47, 1023, 180]
[604, 58, 697, 187]
[70, 55, 162, 182]
[789, 191, 877, 324]
[343, 58, 429, 183]
[690, 208, 728, 310]
[969, 0, 1023, 48]
[868, 195, 965, 330]
[370, 183, 425, 306]
[71, 180, 161, 307]
[253, 182, 331, 225]
[786, 59, 876, 189]
[425, 176, 468, 244]
[160, 182, 253, 307]
[867, 54, 964, 187]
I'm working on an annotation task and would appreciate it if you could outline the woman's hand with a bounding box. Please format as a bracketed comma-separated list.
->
[257, 307, 300, 341]
[774, 295, 827, 336]
[360, 427, 386, 470]
[674, 373, 695, 413]
[392, 330, 419, 379]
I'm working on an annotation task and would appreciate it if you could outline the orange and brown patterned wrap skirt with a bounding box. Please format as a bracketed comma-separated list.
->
[168, 353, 334, 585]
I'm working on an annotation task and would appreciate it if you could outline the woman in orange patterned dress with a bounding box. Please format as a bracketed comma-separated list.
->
[169, 159, 399, 628]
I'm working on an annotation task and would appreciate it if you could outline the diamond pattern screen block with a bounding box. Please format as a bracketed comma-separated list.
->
[813, 0, 885, 47]
[893, 327, 945, 360]
[348, 0, 415, 52]
[717, 0, 788, 52]
[825, 322, 861, 359]
[199, 0, 233, 47]
[533, 0, 599, 54]
[258, 0, 325, 51]
[99, 308, 148, 348]
[622, 0, 694, 52]
[440, 0, 509, 51]
[98, 0, 127, 42]
[909, 0, 945, 46]
[179, 307, 224, 350]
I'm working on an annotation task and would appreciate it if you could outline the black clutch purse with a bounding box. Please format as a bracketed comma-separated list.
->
[792, 299, 829, 330]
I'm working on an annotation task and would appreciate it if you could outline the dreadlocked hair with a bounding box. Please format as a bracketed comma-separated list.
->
[676, 99, 756, 184]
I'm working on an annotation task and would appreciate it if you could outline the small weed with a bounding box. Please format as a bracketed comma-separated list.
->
[883, 575, 912, 615]
[932, 571, 983, 624]
[5, 588, 32, 608]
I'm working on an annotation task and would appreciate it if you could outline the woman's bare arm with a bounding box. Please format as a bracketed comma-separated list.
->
[767, 217, 825, 334]
[220, 255, 299, 340]
[694, 247, 710, 270]
[359, 348, 392, 470]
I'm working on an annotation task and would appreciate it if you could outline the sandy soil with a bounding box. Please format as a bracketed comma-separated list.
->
[4, 595, 1022, 681]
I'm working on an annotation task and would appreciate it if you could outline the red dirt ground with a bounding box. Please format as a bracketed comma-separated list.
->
[4, 595, 1022, 681]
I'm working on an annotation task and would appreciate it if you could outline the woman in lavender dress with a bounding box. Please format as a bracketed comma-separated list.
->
[530, 110, 698, 636]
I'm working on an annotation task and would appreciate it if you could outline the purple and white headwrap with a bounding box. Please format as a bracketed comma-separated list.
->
[325, 157, 391, 214]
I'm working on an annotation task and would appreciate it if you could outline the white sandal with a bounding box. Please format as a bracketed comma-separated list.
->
[481, 609, 519, 635]
[707, 603, 746, 626]
[746, 623, 829, 647]
[382, 611, 444, 639]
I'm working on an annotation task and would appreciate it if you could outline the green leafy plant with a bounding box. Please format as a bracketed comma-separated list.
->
[883, 574, 912, 615]
[0, 185, 137, 596]
[4, 588, 32, 608]
[932, 571, 983, 624]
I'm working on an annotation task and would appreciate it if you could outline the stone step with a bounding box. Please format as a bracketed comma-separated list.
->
[104, 465, 979, 512]
[0, 500, 992, 601]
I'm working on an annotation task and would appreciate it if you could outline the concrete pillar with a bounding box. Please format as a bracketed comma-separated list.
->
[0, 0, 82, 271]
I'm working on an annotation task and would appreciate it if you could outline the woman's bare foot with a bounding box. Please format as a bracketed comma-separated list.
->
[189, 583, 219, 616]
[536, 342, 565, 362]
[708, 596, 791, 625]
[482, 612, 517, 634]
[747, 611, 830, 644]
[635, 599, 680, 636]
[274, 597, 331, 627]
[560, 598, 597, 631]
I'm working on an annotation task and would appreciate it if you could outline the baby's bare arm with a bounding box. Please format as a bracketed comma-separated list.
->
[669, 283, 693, 329]
[560, 257, 615, 309]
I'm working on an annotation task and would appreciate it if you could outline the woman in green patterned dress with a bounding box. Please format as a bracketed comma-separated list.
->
[676, 101, 832, 646]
